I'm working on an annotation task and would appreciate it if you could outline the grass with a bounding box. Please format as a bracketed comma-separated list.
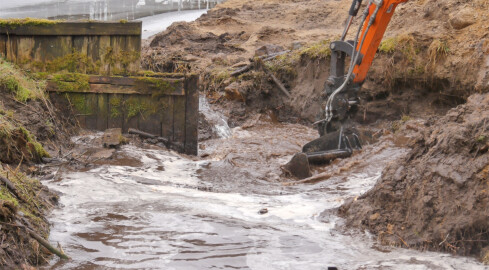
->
[427, 39, 450, 69]
[0, 167, 52, 236]
[299, 40, 332, 59]
[0, 59, 46, 103]
[0, 18, 59, 28]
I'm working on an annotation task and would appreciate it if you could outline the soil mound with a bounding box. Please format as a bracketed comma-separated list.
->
[340, 93, 489, 260]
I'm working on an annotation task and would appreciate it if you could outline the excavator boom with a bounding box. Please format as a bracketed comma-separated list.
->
[353, 0, 408, 84]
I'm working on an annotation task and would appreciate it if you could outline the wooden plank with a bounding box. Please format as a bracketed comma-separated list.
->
[15, 37, 36, 69]
[108, 94, 123, 129]
[89, 76, 135, 86]
[42, 36, 72, 61]
[6, 35, 18, 63]
[90, 84, 138, 94]
[47, 79, 185, 96]
[98, 36, 112, 75]
[68, 93, 87, 128]
[110, 35, 126, 75]
[161, 96, 174, 140]
[85, 94, 98, 130]
[184, 74, 199, 155]
[96, 94, 109, 131]
[123, 95, 139, 133]
[0, 22, 142, 36]
[138, 95, 162, 136]
[125, 35, 141, 75]
[172, 95, 186, 152]
[87, 35, 100, 70]
[73, 36, 89, 73]
[0, 35, 7, 58]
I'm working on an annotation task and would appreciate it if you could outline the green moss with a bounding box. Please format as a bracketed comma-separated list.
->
[477, 135, 487, 143]
[67, 94, 90, 115]
[124, 97, 157, 119]
[53, 73, 90, 92]
[135, 77, 181, 98]
[119, 19, 128, 24]
[0, 186, 19, 208]
[109, 96, 122, 118]
[44, 51, 101, 74]
[299, 40, 332, 59]
[0, 18, 60, 28]
[102, 48, 140, 76]
[0, 59, 46, 102]
[0, 169, 52, 237]
[379, 37, 398, 53]
[19, 126, 50, 158]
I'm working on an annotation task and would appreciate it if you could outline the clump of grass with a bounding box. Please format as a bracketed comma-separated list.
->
[0, 167, 53, 236]
[379, 37, 398, 54]
[427, 39, 450, 69]
[0, 59, 46, 103]
[476, 134, 487, 143]
[379, 34, 418, 61]
[299, 40, 332, 59]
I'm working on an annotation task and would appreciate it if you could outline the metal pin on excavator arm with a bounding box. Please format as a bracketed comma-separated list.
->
[284, 0, 408, 179]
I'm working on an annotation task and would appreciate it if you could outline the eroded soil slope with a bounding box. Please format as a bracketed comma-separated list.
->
[143, 0, 489, 126]
[340, 93, 489, 260]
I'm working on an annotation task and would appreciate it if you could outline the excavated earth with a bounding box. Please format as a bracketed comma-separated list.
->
[142, 0, 489, 262]
[340, 93, 489, 259]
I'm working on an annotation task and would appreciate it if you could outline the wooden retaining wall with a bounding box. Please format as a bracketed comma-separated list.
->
[0, 21, 142, 75]
[48, 73, 199, 155]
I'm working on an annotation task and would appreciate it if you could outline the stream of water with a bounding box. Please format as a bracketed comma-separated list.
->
[40, 99, 486, 269]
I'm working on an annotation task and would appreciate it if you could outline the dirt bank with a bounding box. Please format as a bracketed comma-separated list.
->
[143, 0, 489, 126]
[0, 59, 73, 267]
[340, 93, 489, 262]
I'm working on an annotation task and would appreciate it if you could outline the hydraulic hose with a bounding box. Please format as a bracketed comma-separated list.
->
[324, 0, 383, 126]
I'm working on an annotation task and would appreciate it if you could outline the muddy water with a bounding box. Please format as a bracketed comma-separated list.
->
[42, 118, 485, 269]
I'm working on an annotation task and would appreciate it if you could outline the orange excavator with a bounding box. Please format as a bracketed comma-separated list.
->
[286, 0, 408, 178]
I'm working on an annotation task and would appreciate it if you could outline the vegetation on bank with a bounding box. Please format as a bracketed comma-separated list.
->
[0, 59, 50, 163]
[0, 59, 46, 103]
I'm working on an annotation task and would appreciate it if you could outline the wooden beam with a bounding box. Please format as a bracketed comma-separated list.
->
[0, 22, 142, 36]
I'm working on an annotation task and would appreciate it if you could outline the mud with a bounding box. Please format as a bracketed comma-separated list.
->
[340, 93, 489, 260]
[41, 114, 487, 269]
[142, 0, 489, 126]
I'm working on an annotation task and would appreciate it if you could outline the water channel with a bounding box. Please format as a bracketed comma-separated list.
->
[0, 2, 486, 268]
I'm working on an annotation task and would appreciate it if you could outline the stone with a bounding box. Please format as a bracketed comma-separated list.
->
[282, 153, 312, 179]
[224, 82, 245, 102]
[449, 8, 476, 30]
[102, 128, 123, 148]
[255, 44, 285, 56]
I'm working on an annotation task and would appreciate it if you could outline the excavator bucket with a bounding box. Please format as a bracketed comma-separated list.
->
[283, 128, 361, 179]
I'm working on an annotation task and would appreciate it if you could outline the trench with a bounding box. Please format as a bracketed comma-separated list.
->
[39, 96, 485, 269]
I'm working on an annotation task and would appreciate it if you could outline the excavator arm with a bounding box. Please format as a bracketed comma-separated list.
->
[353, 0, 409, 84]
[319, 0, 409, 135]
[284, 0, 410, 178]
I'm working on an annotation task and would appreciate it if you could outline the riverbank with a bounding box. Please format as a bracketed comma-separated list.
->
[0, 58, 73, 267]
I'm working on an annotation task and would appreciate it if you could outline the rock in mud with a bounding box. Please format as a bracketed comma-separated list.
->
[449, 7, 476, 30]
[102, 128, 124, 148]
[255, 44, 285, 56]
[340, 93, 489, 259]
[282, 153, 311, 180]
